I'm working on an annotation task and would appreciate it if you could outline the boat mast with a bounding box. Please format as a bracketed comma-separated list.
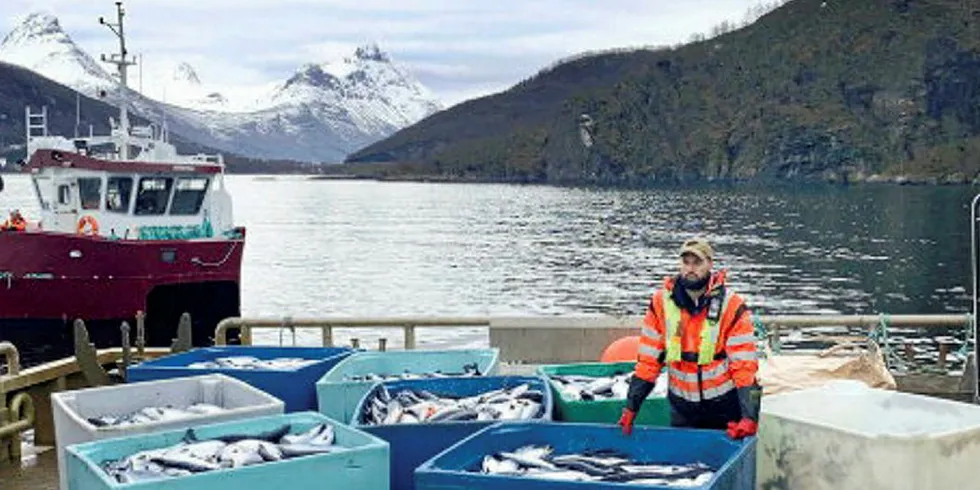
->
[99, 2, 135, 160]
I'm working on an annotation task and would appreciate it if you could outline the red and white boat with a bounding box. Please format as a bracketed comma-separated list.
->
[0, 3, 244, 365]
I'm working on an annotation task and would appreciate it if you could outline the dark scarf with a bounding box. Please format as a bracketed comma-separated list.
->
[671, 274, 724, 314]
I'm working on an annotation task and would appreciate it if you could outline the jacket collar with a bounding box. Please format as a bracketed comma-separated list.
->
[664, 270, 727, 314]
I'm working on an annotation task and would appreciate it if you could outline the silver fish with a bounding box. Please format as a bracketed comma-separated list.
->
[101, 423, 346, 482]
[88, 403, 228, 428]
[187, 356, 318, 370]
[549, 372, 668, 401]
[473, 445, 716, 486]
[360, 384, 544, 425]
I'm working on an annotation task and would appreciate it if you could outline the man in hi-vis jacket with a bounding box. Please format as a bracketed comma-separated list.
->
[618, 238, 761, 440]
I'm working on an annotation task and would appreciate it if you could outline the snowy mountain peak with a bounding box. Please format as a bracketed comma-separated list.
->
[0, 10, 116, 95]
[172, 62, 201, 85]
[2, 11, 69, 48]
[353, 43, 389, 63]
[284, 63, 340, 90]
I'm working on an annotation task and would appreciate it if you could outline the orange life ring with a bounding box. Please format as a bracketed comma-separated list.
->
[77, 215, 100, 236]
[600, 335, 641, 362]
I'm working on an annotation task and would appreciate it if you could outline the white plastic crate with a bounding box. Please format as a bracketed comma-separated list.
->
[52, 373, 284, 490]
[758, 380, 980, 490]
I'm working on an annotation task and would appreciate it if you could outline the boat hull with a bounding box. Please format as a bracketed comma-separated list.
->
[0, 230, 244, 367]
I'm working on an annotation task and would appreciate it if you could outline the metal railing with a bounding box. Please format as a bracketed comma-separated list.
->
[215, 313, 973, 349]
[214, 316, 492, 349]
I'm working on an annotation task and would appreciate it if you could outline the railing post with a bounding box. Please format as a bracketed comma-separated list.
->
[278, 316, 295, 347]
[135, 310, 146, 359]
[939, 342, 949, 371]
[120, 321, 131, 380]
[242, 325, 252, 346]
[378, 338, 387, 352]
[322, 324, 333, 347]
[971, 191, 980, 403]
[404, 324, 416, 350]
[351, 338, 360, 349]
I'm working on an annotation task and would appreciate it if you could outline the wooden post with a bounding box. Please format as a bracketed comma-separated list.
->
[939, 343, 949, 371]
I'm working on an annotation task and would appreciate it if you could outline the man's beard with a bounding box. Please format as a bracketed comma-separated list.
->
[677, 273, 709, 291]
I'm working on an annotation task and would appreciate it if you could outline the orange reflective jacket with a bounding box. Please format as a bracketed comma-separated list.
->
[3, 217, 25, 231]
[636, 271, 759, 403]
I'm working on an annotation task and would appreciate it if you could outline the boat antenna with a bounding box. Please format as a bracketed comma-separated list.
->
[98, 1, 135, 160]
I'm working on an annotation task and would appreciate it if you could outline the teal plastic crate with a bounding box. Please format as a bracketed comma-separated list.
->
[65, 411, 389, 490]
[316, 348, 500, 423]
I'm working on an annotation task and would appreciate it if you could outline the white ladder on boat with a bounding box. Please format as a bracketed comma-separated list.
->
[25, 106, 48, 142]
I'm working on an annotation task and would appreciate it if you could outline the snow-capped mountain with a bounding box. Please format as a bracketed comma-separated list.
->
[0, 11, 443, 163]
[0, 12, 116, 94]
[269, 44, 441, 133]
[143, 60, 232, 110]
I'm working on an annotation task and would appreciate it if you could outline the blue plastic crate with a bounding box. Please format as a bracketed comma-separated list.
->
[66, 411, 389, 490]
[316, 348, 501, 423]
[416, 422, 756, 490]
[127, 346, 355, 412]
[352, 375, 553, 490]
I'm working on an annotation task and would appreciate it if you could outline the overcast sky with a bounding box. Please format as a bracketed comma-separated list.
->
[2, 0, 774, 107]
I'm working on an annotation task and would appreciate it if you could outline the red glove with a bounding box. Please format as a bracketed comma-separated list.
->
[726, 418, 758, 440]
[618, 408, 636, 436]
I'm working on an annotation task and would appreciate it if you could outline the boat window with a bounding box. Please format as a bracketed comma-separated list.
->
[78, 178, 102, 210]
[106, 177, 133, 213]
[134, 177, 173, 215]
[58, 185, 71, 205]
[169, 177, 210, 215]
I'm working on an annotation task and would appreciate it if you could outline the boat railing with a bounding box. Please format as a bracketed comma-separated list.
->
[0, 342, 19, 376]
[214, 313, 974, 362]
[215, 316, 493, 350]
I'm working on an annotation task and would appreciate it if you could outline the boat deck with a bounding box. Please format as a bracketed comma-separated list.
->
[2, 437, 57, 490]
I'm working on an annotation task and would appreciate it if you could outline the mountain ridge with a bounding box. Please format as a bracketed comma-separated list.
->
[0, 11, 442, 163]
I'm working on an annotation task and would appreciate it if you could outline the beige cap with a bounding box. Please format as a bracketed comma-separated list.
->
[679, 237, 714, 261]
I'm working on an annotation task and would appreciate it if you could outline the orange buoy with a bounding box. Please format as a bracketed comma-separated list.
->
[600, 335, 641, 362]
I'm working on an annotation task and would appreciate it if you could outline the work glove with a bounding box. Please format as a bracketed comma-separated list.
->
[618, 408, 636, 436]
[726, 418, 758, 440]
